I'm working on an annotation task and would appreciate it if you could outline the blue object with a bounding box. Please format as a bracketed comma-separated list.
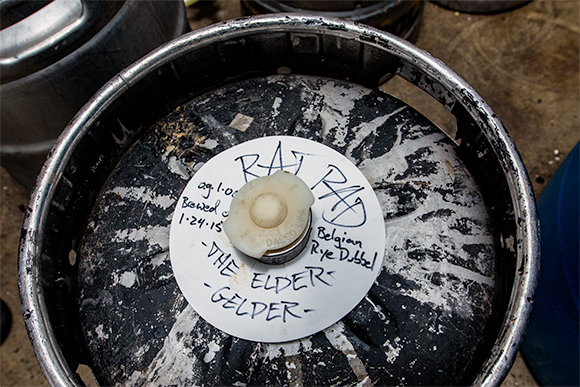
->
[522, 142, 579, 386]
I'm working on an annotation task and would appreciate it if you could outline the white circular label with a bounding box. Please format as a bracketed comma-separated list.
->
[170, 136, 385, 343]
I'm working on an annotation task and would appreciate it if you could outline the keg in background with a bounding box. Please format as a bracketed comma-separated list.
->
[240, 1, 424, 42]
[18, 14, 538, 386]
[431, 1, 531, 14]
[0, 0, 189, 190]
[521, 142, 579, 387]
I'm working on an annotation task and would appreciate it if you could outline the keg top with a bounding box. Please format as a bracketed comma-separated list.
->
[77, 75, 498, 385]
[18, 14, 538, 387]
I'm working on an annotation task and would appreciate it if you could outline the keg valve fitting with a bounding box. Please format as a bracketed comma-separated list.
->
[223, 170, 314, 264]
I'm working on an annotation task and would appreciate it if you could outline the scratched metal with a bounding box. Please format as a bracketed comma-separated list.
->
[77, 75, 498, 386]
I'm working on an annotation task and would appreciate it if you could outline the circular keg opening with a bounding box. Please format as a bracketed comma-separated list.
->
[18, 14, 538, 387]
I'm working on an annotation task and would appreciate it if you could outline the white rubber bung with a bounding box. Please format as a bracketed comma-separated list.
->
[223, 170, 315, 258]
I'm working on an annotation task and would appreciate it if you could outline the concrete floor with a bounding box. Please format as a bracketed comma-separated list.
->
[1, 0, 578, 385]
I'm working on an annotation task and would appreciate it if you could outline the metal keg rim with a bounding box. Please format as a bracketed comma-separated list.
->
[19, 13, 539, 387]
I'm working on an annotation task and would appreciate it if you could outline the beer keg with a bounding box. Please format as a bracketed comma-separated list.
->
[0, 0, 188, 189]
[19, 14, 538, 386]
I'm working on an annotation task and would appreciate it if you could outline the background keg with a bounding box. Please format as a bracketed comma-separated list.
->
[240, 0, 424, 42]
[521, 142, 579, 387]
[0, 0, 189, 189]
[431, 1, 531, 14]
[18, 14, 538, 386]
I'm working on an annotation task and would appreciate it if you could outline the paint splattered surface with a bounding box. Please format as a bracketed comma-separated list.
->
[77, 75, 497, 386]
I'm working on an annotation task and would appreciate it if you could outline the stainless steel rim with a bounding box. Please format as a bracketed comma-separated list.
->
[19, 13, 538, 387]
[259, 209, 313, 265]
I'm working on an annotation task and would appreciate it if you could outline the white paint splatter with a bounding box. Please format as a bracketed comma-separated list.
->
[204, 340, 220, 363]
[324, 322, 355, 353]
[345, 106, 407, 162]
[272, 97, 283, 118]
[114, 271, 138, 288]
[113, 225, 169, 253]
[95, 324, 109, 340]
[199, 139, 219, 150]
[324, 322, 369, 383]
[428, 324, 445, 335]
[382, 337, 402, 364]
[124, 305, 201, 386]
[357, 125, 434, 186]
[109, 186, 175, 209]
[356, 376, 371, 387]
[150, 252, 168, 268]
[305, 81, 370, 147]
[359, 128, 495, 319]
[384, 223, 493, 318]
[134, 343, 150, 358]
[260, 338, 313, 361]
[167, 156, 190, 180]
